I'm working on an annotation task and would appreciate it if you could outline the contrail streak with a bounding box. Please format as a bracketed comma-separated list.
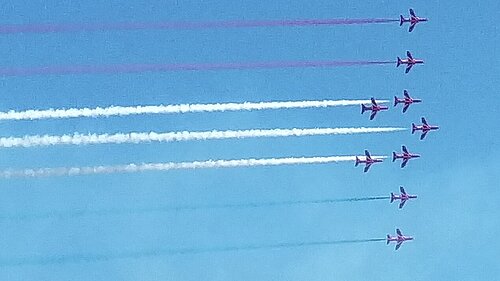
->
[0, 155, 387, 178]
[0, 99, 387, 121]
[0, 127, 405, 148]
[0, 18, 399, 34]
[2, 196, 390, 221]
[0, 60, 395, 77]
[0, 238, 386, 266]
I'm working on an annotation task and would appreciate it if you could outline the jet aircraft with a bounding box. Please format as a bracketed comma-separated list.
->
[397, 51, 424, 73]
[394, 90, 422, 113]
[355, 150, 384, 172]
[412, 117, 439, 140]
[400, 9, 428, 32]
[361, 98, 388, 120]
[387, 229, 414, 250]
[392, 145, 420, 168]
[391, 186, 417, 209]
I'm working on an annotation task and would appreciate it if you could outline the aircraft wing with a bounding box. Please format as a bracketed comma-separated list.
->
[403, 90, 410, 98]
[371, 97, 378, 106]
[406, 51, 413, 59]
[395, 241, 403, 250]
[400, 186, 407, 194]
[365, 150, 371, 158]
[396, 229, 403, 236]
[403, 104, 410, 113]
[402, 146, 409, 153]
[364, 163, 372, 173]
[421, 117, 428, 125]
[409, 9, 416, 17]
[420, 131, 428, 140]
[370, 110, 377, 120]
[405, 64, 413, 73]
[399, 200, 406, 209]
[409, 23, 416, 32]
[401, 159, 409, 168]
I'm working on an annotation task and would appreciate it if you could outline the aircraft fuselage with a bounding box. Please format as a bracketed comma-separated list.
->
[414, 125, 439, 132]
[404, 59, 424, 65]
[411, 17, 428, 24]
[387, 236, 414, 243]
[408, 99, 422, 103]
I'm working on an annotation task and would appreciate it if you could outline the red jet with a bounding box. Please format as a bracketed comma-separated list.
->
[392, 145, 420, 168]
[361, 98, 388, 120]
[355, 150, 384, 173]
[400, 9, 428, 32]
[412, 117, 439, 140]
[391, 186, 417, 209]
[394, 90, 422, 113]
[387, 229, 414, 250]
[397, 51, 424, 73]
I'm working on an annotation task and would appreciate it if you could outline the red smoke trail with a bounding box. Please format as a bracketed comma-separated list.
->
[0, 19, 398, 34]
[0, 61, 394, 76]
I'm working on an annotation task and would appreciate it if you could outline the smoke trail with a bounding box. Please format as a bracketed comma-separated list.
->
[0, 155, 386, 178]
[0, 99, 387, 121]
[0, 60, 395, 77]
[2, 196, 390, 221]
[0, 127, 405, 148]
[0, 238, 386, 266]
[0, 18, 399, 34]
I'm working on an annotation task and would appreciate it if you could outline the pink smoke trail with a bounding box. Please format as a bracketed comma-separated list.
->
[0, 19, 398, 34]
[0, 61, 394, 76]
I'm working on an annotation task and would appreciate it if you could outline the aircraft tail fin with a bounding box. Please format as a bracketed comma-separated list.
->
[355, 156, 360, 167]
[392, 152, 397, 162]
[400, 15, 405, 26]
[397, 57, 402, 67]
[386, 235, 391, 244]
[394, 96, 399, 107]
[411, 123, 416, 134]
[390, 193, 395, 203]
[361, 104, 367, 114]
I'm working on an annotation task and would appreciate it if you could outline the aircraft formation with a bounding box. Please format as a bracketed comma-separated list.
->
[0, 8, 434, 262]
[356, 90, 434, 249]
[356, 9, 434, 250]
[357, 92, 439, 174]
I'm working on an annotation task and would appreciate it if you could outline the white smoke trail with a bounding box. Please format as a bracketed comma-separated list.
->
[0, 99, 388, 121]
[0, 155, 387, 178]
[0, 127, 405, 148]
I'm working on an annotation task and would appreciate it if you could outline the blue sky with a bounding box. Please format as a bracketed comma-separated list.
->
[0, 0, 498, 280]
